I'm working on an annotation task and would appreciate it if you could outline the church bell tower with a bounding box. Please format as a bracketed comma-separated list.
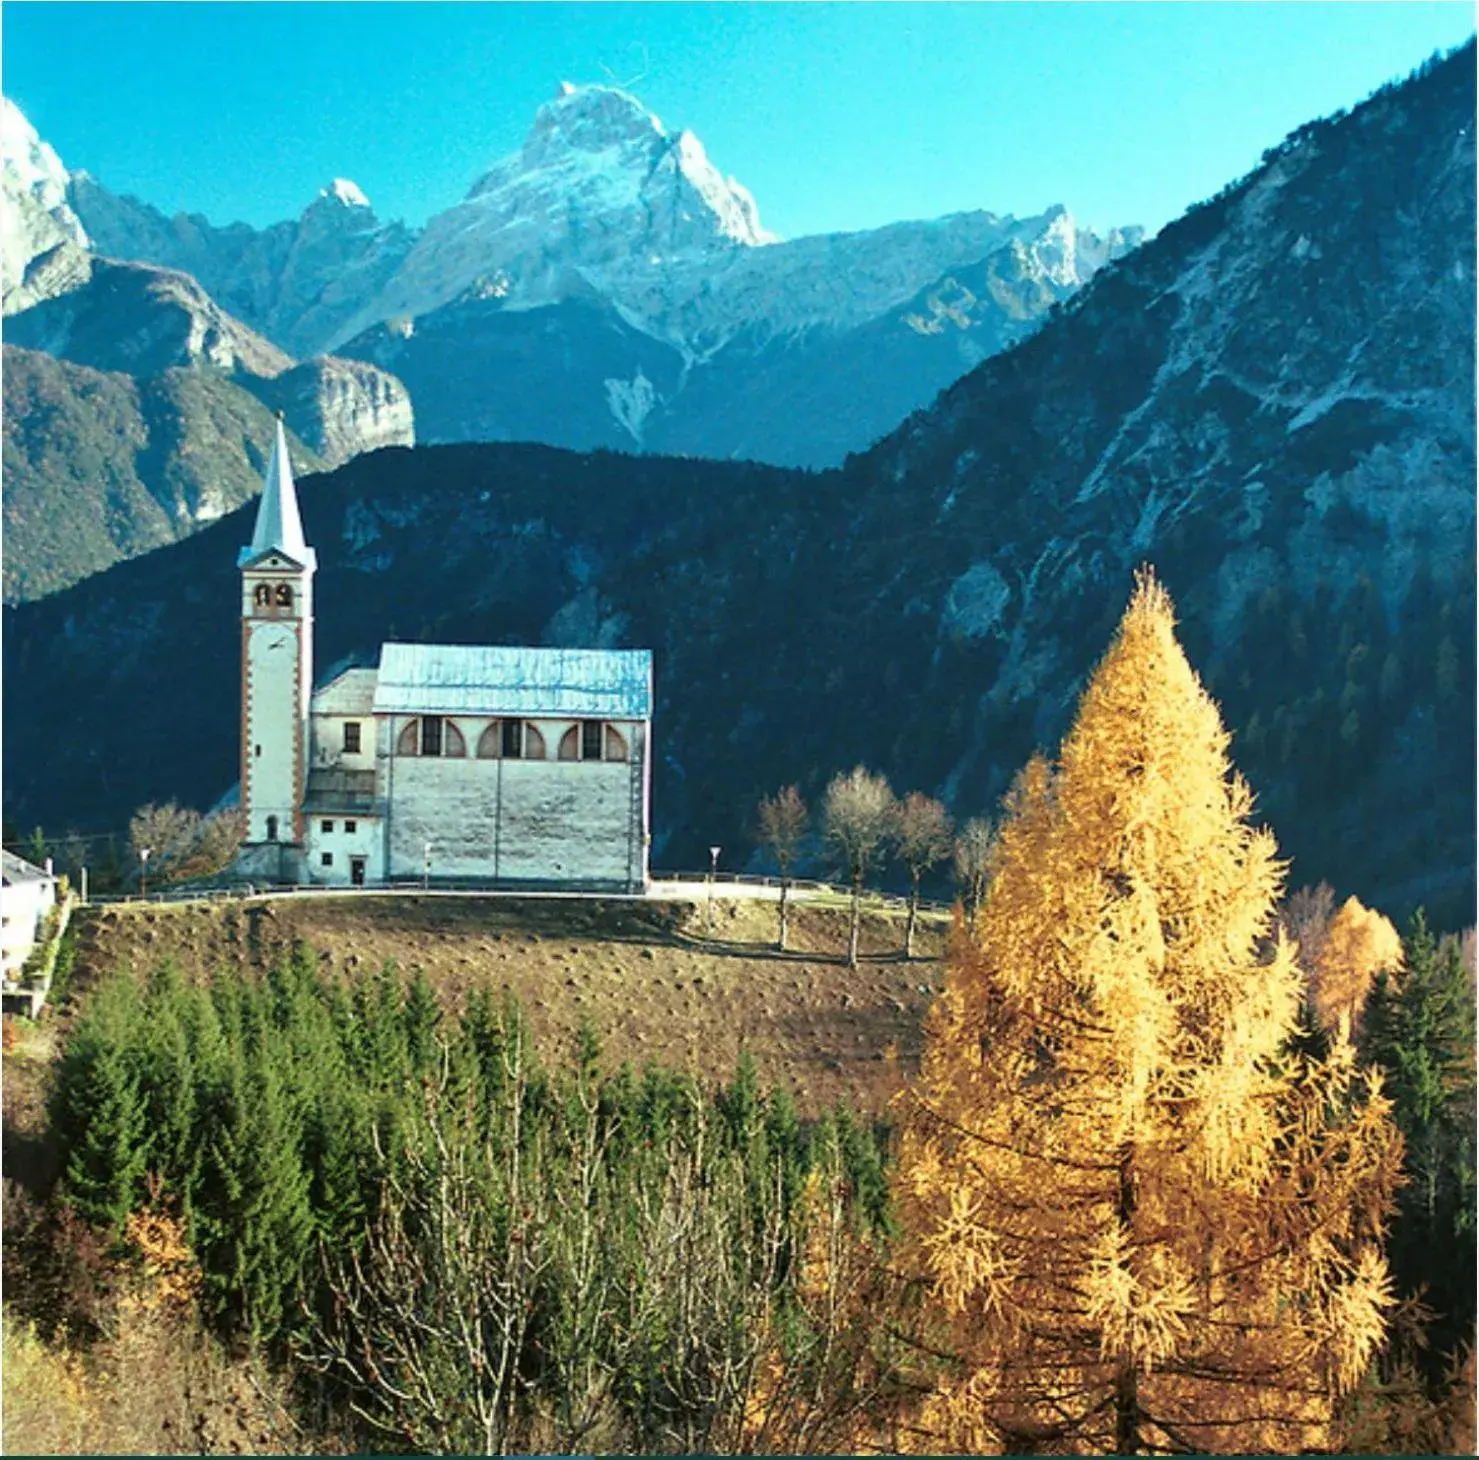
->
[237, 416, 316, 875]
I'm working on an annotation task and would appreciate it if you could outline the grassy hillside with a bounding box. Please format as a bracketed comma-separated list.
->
[61, 892, 948, 1118]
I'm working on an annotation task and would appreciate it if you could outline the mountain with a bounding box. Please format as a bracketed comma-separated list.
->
[4, 256, 293, 378]
[67, 172, 415, 360]
[1, 109, 416, 601]
[1, 97, 90, 313]
[64, 83, 1140, 468]
[1, 345, 327, 603]
[5, 48, 1471, 923]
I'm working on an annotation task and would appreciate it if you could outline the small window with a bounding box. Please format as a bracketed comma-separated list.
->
[345, 819, 357, 834]
[343, 721, 361, 753]
[502, 719, 523, 759]
[266, 815, 279, 842]
[322, 820, 334, 835]
[275, 583, 293, 608]
[581, 720, 604, 761]
[253, 583, 271, 607]
[321, 852, 333, 868]
[477, 722, 502, 759]
[605, 724, 628, 762]
[255, 744, 262, 758]
[421, 715, 443, 757]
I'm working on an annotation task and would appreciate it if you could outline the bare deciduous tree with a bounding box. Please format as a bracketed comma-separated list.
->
[952, 817, 994, 931]
[128, 803, 202, 881]
[1281, 881, 1338, 978]
[895, 793, 953, 959]
[822, 768, 897, 969]
[758, 786, 808, 952]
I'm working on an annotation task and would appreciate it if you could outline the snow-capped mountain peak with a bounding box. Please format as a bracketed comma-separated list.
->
[321, 177, 371, 209]
[2, 97, 87, 245]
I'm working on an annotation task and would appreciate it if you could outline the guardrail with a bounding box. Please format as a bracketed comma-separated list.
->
[83, 872, 952, 913]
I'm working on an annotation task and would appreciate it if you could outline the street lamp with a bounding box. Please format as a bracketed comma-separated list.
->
[139, 847, 151, 900]
[423, 840, 432, 892]
[707, 845, 721, 937]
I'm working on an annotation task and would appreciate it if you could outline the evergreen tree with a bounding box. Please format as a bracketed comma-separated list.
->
[1361, 912, 1477, 1367]
[51, 973, 149, 1234]
[892, 571, 1403, 1453]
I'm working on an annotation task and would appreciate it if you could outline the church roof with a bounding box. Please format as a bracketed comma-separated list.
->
[1, 850, 51, 887]
[373, 644, 653, 719]
[238, 417, 317, 570]
[312, 667, 379, 716]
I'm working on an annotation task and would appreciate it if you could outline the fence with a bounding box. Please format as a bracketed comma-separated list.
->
[84, 872, 952, 914]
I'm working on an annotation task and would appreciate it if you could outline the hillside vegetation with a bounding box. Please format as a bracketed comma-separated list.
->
[61, 893, 946, 1117]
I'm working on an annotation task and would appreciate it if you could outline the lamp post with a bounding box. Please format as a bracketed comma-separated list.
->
[707, 845, 721, 937]
[139, 847, 151, 901]
[423, 840, 432, 892]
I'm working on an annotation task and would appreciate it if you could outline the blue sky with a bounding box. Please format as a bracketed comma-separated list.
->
[4, 2, 1473, 239]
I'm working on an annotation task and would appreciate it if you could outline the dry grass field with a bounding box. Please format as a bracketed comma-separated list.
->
[60, 891, 951, 1117]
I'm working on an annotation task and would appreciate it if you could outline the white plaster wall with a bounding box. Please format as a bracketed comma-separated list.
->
[305, 816, 384, 884]
[245, 620, 301, 842]
[309, 713, 377, 771]
[1, 879, 52, 976]
[386, 757, 640, 885]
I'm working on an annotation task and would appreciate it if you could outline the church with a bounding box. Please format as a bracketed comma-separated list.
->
[234, 420, 652, 891]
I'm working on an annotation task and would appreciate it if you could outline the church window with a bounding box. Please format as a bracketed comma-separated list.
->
[477, 722, 502, 759]
[254, 583, 271, 608]
[443, 721, 467, 757]
[255, 744, 262, 758]
[322, 820, 334, 834]
[321, 852, 333, 868]
[345, 820, 357, 834]
[525, 723, 547, 760]
[397, 720, 418, 756]
[557, 726, 579, 761]
[266, 815, 279, 842]
[581, 720, 604, 761]
[605, 725, 629, 762]
[275, 583, 293, 608]
[421, 715, 444, 757]
[343, 722, 361, 753]
[502, 719, 523, 759]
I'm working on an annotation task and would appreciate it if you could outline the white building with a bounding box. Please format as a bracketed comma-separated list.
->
[1, 850, 56, 979]
[235, 420, 652, 891]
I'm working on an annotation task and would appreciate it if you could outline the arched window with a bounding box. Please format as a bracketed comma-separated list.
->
[266, 814, 279, 842]
[477, 722, 502, 759]
[253, 583, 271, 608]
[274, 583, 293, 608]
[395, 716, 468, 758]
[604, 725, 628, 762]
[524, 723, 547, 760]
[558, 726, 579, 761]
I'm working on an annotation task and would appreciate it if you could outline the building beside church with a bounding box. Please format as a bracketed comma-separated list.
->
[235, 420, 652, 891]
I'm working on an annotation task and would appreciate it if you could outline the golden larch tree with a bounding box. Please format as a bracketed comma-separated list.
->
[1310, 895, 1404, 1040]
[891, 570, 1402, 1455]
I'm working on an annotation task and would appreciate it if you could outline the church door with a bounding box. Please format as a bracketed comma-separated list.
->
[350, 857, 367, 887]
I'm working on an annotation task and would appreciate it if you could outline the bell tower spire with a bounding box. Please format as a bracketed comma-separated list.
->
[237, 416, 315, 878]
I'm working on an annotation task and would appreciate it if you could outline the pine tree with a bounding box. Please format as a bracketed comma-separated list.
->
[892, 571, 1402, 1454]
[1310, 895, 1404, 1039]
[1361, 912, 1477, 1368]
[52, 973, 149, 1234]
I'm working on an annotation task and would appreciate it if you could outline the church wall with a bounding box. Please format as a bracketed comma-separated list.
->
[384, 752, 642, 888]
[309, 713, 377, 772]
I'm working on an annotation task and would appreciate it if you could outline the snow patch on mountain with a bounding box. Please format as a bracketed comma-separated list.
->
[605, 368, 658, 444]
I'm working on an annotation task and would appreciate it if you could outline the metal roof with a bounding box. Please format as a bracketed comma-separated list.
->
[373, 643, 652, 720]
[237, 417, 316, 571]
[311, 667, 379, 716]
[1, 850, 51, 887]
